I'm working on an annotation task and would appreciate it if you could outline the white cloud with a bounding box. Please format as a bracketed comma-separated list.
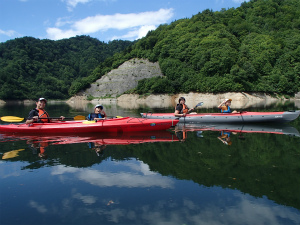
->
[78, 169, 174, 188]
[0, 29, 17, 37]
[46, 8, 174, 40]
[46, 27, 79, 40]
[55, 17, 74, 27]
[51, 165, 79, 175]
[29, 200, 47, 213]
[232, 0, 250, 3]
[27, 190, 300, 224]
[72, 192, 97, 205]
[51, 161, 174, 188]
[138, 25, 157, 38]
[62, 0, 92, 12]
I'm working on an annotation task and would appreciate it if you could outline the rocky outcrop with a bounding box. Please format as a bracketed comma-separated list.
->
[116, 92, 279, 109]
[83, 58, 163, 98]
[67, 92, 281, 110]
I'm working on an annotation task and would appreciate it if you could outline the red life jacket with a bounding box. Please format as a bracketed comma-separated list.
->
[38, 109, 50, 123]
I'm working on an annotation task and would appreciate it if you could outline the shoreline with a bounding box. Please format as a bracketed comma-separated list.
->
[67, 92, 298, 109]
[1, 92, 299, 109]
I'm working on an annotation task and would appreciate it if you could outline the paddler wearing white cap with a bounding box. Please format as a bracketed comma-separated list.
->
[26, 98, 65, 124]
[218, 98, 238, 113]
[87, 104, 107, 121]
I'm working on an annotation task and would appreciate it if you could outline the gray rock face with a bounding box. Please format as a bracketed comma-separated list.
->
[83, 58, 163, 98]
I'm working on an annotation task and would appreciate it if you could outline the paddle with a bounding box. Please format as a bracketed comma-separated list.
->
[0, 115, 86, 123]
[83, 116, 123, 124]
[182, 102, 204, 115]
[2, 149, 25, 159]
[194, 102, 204, 108]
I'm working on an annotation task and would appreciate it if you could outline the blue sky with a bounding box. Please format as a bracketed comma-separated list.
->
[0, 0, 249, 43]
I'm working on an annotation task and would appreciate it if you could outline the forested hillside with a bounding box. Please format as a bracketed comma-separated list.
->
[73, 0, 300, 97]
[0, 36, 133, 100]
[1, 0, 299, 100]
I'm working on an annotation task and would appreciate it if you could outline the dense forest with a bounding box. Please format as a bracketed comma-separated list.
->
[1, 0, 300, 100]
[82, 0, 300, 97]
[0, 36, 133, 100]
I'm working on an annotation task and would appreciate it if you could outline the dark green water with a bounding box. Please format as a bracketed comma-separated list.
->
[0, 102, 299, 225]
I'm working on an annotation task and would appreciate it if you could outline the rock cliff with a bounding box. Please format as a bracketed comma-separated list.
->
[83, 58, 163, 98]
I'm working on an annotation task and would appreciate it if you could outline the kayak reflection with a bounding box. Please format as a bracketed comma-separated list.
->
[175, 123, 300, 144]
[1, 131, 180, 161]
[0, 130, 179, 146]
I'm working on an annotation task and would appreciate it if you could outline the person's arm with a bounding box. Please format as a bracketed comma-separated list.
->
[188, 108, 194, 113]
[218, 100, 226, 109]
[174, 107, 186, 117]
[174, 105, 183, 117]
[95, 112, 107, 121]
[87, 114, 91, 121]
[26, 117, 38, 124]
[26, 110, 38, 124]
[102, 111, 107, 119]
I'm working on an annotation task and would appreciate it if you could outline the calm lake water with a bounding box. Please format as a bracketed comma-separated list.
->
[0, 101, 300, 225]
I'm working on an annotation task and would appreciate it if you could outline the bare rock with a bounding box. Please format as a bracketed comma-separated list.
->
[83, 58, 163, 98]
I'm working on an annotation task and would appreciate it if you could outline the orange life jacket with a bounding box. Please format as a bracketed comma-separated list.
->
[175, 103, 189, 114]
[38, 109, 50, 123]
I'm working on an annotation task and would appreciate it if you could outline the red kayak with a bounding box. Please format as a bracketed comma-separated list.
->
[0, 117, 179, 134]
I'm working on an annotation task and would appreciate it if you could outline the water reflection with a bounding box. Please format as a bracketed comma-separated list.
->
[175, 123, 300, 144]
[2, 158, 299, 225]
[0, 130, 178, 147]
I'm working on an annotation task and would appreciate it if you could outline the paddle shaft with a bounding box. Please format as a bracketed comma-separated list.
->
[0, 115, 85, 122]
[38, 117, 79, 119]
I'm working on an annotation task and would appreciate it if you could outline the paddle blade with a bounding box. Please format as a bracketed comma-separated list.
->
[73, 115, 86, 120]
[82, 120, 96, 124]
[2, 149, 25, 159]
[0, 116, 25, 122]
[195, 102, 204, 108]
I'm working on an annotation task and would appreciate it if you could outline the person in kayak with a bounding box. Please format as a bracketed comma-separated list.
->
[174, 97, 194, 117]
[218, 99, 238, 113]
[26, 98, 65, 124]
[87, 104, 107, 121]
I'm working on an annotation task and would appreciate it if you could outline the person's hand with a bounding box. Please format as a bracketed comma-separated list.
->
[60, 116, 65, 120]
[32, 116, 38, 121]
[182, 113, 186, 117]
